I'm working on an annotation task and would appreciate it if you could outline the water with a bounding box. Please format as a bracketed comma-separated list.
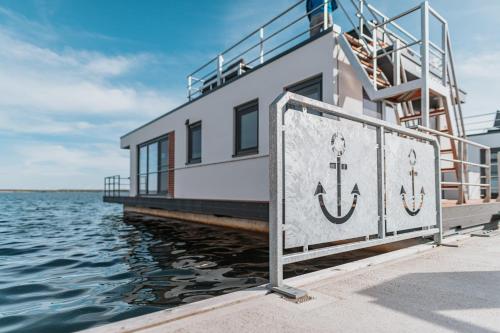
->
[0, 192, 382, 333]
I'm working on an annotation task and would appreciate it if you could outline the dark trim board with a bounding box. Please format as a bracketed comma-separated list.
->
[104, 197, 500, 232]
[104, 196, 269, 221]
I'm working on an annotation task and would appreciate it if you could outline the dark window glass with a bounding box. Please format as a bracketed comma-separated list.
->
[188, 122, 202, 163]
[139, 175, 147, 195]
[148, 173, 158, 194]
[148, 143, 158, 174]
[158, 139, 169, 194]
[137, 136, 170, 196]
[159, 140, 169, 172]
[235, 101, 258, 155]
[159, 171, 168, 193]
[139, 146, 148, 175]
[286, 75, 322, 115]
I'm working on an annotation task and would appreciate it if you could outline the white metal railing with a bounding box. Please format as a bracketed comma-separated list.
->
[186, 1, 465, 139]
[496, 152, 500, 202]
[187, 0, 332, 100]
[417, 126, 492, 204]
[104, 176, 130, 198]
[269, 93, 442, 290]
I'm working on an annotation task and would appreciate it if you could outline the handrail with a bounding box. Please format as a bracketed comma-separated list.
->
[416, 126, 489, 149]
[366, 4, 419, 43]
[497, 152, 500, 202]
[417, 125, 492, 204]
[104, 175, 130, 198]
[373, 4, 421, 29]
[187, 0, 331, 100]
[187, 0, 452, 101]
[446, 28, 467, 139]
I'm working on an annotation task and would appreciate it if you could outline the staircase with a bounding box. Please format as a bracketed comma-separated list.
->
[336, 0, 467, 202]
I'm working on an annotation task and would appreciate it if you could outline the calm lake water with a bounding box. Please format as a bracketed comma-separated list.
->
[0, 192, 382, 333]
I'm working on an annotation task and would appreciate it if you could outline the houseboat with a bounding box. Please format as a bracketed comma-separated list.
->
[104, 0, 500, 234]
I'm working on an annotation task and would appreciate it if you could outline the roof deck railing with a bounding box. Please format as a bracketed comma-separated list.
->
[187, 0, 330, 101]
[104, 176, 130, 198]
[186, 1, 464, 135]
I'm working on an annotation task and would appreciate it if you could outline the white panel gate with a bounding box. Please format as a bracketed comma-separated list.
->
[269, 93, 442, 289]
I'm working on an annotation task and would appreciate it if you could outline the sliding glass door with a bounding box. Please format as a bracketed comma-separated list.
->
[138, 136, 169, 196]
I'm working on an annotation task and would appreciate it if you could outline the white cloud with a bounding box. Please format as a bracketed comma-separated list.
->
[458, 50, 500, 80]
[0, 143, 129, 189]
[0, 29, 179, 116]
[0, 112, 94, 134]
[0, 6, 186, 189]
[455, 49, 500, 115]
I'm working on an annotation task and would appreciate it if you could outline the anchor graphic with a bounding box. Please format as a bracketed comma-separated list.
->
[314, 132, 360, 225]
[400, 149, 425, 216]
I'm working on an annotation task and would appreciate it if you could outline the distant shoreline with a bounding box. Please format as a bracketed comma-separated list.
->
[0, 189, 102, 193]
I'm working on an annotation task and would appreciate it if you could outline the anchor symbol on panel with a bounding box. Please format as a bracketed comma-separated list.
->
[400, 149, 425, 216]
[314, 132, 360, 225]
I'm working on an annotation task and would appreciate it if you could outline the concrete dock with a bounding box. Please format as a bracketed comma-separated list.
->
[83, 233, 500, 333]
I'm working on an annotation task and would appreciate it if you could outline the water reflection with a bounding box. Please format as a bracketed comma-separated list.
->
[0, 192, 404, 333]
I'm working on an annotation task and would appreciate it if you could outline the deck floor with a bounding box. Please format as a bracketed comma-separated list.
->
[441, 198, 498, 208]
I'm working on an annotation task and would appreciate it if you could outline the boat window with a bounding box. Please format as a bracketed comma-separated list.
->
[234, 100, 259, 156]
[286, 75, 323, 116]
[188, 122, 202, 164]
[138, 136, 169, 196]
[139, 146, 148, 195]
[159, 140, 169, 193]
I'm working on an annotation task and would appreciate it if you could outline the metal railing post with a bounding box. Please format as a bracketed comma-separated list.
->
[433, 139, 443, 245]
[441, 23, 447, 86]
[359, 0, 364, 38]
[497, 152, 500, 202]
[377, 125, 386, 239]
[484, 149, 492, 202]
[323, 0, 329, 31]
[393, 39, 401, 86]
[269, 97, 284, 289]
[373, 26, 378, 90]
[217, 54, 224, 87]
[259, 27, 265, 64]
[188, 76, 192, 101]
[118, 176, 121, 197]
[457, 141, 464, 204]
[420, 1, 430, 128]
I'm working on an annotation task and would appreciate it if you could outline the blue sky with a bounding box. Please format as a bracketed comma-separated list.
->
[0, 0, 498, 189]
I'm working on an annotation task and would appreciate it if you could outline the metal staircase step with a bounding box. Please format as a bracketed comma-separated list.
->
[368, 73, 390, 88]
[441, 167, 457, 173]
[440, 149, 454, 154]
[344, 33, 362, 47]
[399, 108, 446, 122]
[359, 59, 383, 74]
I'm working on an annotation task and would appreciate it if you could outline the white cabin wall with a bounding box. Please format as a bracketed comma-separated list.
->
[336, 43, 364, 116]
[122, 31, 364, 201]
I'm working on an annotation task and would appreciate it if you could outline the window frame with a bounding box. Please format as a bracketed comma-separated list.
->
[187, 121, 202, 164]
[137, 134, 169, 196]
[285, 74, 323, 116]
[234, 99, 259, 157]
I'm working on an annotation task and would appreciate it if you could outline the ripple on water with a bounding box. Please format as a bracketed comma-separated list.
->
[0, 192, 380, 333]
